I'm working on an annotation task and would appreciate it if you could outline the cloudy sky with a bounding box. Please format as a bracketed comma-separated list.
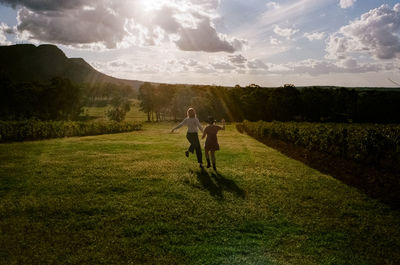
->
[1, 0, 400, 87]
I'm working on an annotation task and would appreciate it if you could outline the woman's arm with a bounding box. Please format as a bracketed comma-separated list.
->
[171, 118, 187, 132]
[196, 118, 204, 133]
[202, 126, 207, 139]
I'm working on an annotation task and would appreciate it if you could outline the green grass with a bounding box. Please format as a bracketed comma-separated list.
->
[1, 123, 399, 264]
[83, 99, 148, 122]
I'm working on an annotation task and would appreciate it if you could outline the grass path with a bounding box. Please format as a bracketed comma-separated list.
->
[1, 123, 399, 264]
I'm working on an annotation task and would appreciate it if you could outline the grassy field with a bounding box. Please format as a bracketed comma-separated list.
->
[82, 99, 148, 122]
[1, 122, 399, 264]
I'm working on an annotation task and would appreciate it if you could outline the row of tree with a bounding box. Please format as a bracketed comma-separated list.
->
[0, 76, 133, 121]
[2, 74, 399, 124]
[0, 77, 84, 120]
[85, 83, 136, 107]
[138, 82, 235, 122]
[138, 83, 400, 123]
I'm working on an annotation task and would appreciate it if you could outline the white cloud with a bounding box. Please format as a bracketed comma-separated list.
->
[273, 25, 299, 39]
[2, 0, 244, 52]
[269, 37, 281, 45]
[326, 4, 400, 60]
[0, 23, 12, 45]
[0, 32, 9, 45]
[304, 32, 325, 41]
[175, 17, 245, 53]
[16, 6, 126, 49]
[266, 2, 280, 10]
[228, 54, 247, 65]
[92, 58, 164, 76]
[211, 61, 236, 70]
[247, 59, 268, 70]
[339, 0, 356, 9]
[254, 58, 396, 76]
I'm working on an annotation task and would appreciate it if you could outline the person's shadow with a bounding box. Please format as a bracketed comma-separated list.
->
[190, 169, 246, 200]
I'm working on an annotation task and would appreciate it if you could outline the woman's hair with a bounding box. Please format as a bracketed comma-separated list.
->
[207, 116, 216, 124]
[187, 108, 196, 118]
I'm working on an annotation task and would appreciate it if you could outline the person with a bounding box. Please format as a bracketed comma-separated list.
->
[171, 108, 204, 168]
[202, 117, 225, 170]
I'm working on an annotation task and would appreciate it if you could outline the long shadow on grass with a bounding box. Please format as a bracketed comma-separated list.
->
[249, 136, 399, 209]
[190, 169, 246, 200]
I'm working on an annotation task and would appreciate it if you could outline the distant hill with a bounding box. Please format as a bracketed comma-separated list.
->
[0, 44, 143, 89]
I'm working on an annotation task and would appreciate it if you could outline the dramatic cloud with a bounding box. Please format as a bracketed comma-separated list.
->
[273, 25, 299, 39]
[339, 0, 356, 9]
[304, 32, 325, 41]
[326, 4, 400, 60]
[16, 6, 126, 48]
[175, 17, 245, 53]
[1, 0, 244, 52]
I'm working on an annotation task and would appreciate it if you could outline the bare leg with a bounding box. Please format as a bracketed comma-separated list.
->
[205, 150, 210, 160]
[211, 151, 216, 170]
[205, 149, 211, 168]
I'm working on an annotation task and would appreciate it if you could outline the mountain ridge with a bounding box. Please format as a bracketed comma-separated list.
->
[0, 44, 143, 89]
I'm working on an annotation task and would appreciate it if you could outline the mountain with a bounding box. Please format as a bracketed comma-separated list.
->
[0, 44, 143, 89]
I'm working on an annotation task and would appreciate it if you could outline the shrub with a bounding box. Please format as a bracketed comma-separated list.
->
[0, 120, 142, 142]
[241, 120, 400, 171]
[106, 96, 131, 122]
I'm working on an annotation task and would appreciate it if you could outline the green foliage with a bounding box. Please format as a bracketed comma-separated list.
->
[138, 83, 237, 122]
[241, 121, 400, 171]
[0, 120, 142, 142]
[84, 82, 136, 106]
[0, 77, 85, 120]
[0, 74, 137, 121]
[106, 96, 131, 122]
[137, 83, 400, 123]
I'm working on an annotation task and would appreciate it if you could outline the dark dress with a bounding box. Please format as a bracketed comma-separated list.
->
[204, 125, 222, 151]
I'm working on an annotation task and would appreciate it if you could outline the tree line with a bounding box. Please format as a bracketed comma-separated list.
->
[0, 75, 135, 121]
[1, 74, 399, 124]
[138, 83, 400, 123]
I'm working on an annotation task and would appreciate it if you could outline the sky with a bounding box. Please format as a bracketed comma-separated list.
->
[1, 0, 400, 87]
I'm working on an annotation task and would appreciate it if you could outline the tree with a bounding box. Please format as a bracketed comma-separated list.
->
[106, 95, 131, 122]
[138, 82, 155, 121]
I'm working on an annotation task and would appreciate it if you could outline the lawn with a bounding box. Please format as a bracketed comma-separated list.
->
[82, 99, 148, 122]
[0, 123, 399, 264]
